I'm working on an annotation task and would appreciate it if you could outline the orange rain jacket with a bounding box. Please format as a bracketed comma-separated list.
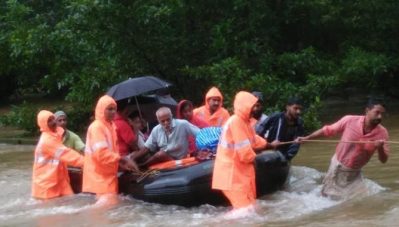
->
[82, 95, 121, 195]
[212, 91, 267, 205]
[193, 87, 230, 127]
[32, 110, 84, 199]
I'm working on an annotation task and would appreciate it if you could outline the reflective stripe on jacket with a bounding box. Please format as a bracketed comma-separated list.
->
[32, 110, 84, 199]
[212, 91, 266, 193]
[82, 95, 121, 195]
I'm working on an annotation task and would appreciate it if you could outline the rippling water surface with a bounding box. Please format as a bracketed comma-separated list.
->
[1, 112, 399, 226]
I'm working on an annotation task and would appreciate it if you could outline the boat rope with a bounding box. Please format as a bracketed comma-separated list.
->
[136, 169, 160, 183]
[277, 139, 399, 145]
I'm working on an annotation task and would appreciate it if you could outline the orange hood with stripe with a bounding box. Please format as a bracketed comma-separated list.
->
[32, 110, 83, 199]
[212, 91, 266, 200]
[82, 95, 121, 195]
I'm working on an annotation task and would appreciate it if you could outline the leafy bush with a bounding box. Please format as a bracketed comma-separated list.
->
[2, 0, 399, 132]
[340, 47, 391, 89]
[0, 102, 40, 134]
[0, 102, 92, 135]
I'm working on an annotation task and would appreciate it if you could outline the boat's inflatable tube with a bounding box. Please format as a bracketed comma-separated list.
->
[69, 151, 289, 207]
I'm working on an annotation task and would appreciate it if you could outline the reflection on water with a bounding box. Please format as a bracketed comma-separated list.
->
[1, 107, 399, 226]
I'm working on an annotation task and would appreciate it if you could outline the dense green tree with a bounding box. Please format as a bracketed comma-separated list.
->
[1, 0, 399, 132]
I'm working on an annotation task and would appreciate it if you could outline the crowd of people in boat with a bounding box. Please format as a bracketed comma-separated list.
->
[31, 86, 389, 217]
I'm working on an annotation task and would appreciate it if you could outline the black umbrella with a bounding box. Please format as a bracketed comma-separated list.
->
[127, 94, 178, 129]
[107, 76, 172, 101]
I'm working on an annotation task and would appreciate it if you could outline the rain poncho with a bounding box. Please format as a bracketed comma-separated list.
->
[212, 91, 267, 208]
[82, 95, 121, 195]
[32, 110, 83, 199]
[193, 87, 230, 127]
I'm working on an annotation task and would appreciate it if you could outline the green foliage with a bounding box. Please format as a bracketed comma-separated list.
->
[0, 102, 40, 134]
[340, 47, 391, 89]
[2, 0, 399, 132]
[301, 96, 323, 133]
[183, 57, 253, 108]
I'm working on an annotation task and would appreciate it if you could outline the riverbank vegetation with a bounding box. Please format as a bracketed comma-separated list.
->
[1, 0, 398, 134]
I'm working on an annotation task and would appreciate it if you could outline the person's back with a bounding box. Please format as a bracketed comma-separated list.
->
[193, 87, 230, 127]
[114, 100, 137, 157]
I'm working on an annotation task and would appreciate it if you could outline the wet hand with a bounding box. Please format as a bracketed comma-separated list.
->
[295, 136, 308, 144]
[374, 140, 385, 149]
[270, 140, 280, 150]
[120, 157, 139, 172]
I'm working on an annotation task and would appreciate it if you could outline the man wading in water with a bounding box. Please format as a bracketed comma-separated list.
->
[297, 97, 389, 200]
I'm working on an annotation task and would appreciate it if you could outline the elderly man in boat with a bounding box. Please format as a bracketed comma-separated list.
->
[131, 107, 200, 167]
[298, 97, 389, 200]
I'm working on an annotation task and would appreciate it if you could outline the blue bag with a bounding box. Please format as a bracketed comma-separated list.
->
[195, 127, 222, 153]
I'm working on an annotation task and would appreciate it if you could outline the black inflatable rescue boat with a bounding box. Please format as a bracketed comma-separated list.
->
[69, 151, 289, 207]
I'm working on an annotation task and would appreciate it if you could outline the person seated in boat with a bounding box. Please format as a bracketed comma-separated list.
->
[114, 99, 139, 157]
[258, 97, 304, 161]
[131, 107, 200, 167]
[54, 110, 85, 153]
[297, 97, 389, 200]
[129, 111, 147, 150]
[193, 86, 230, 127]
[212, 91, 277, 217]
[32, 110, 84, 200]
[82, 95, 138, 206]
[250, 91, 268, 136]
[176, 99, 209, 155]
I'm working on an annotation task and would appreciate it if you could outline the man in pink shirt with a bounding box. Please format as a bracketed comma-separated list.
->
[114, 100, 138, 157]
[298, 98, 389, 200]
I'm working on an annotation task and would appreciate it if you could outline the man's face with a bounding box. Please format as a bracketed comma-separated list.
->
[56, 115, 67, 129]
[208, 97, 221, 113]
[182, 105, 193, 121]
[286, 104, 303, 120]
[251, 101, 263, 119]
[157, 112, 172, 131]
[47, 115, 57, 132]
[366, 104, 385, 126]
[104, 104, 117, 122]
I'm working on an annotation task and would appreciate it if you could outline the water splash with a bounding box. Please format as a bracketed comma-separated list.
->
[0, 161, 387, 226]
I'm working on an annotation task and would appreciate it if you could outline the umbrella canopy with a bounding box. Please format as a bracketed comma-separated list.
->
[107, 76, 172, 101]
[116, 94, 178, 130]
[128, 94, 178, 129]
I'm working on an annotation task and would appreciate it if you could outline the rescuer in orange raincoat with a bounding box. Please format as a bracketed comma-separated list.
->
[193, 87, 230, 127]
[212, 91, 276, 215]
[32, 110, 84, 199]
[82, 95, 138, 203]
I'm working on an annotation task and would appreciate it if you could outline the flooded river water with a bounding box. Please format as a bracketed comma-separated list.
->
[1, 109, 399, 226]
